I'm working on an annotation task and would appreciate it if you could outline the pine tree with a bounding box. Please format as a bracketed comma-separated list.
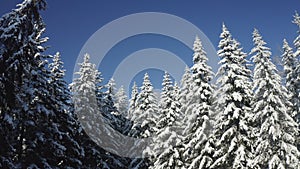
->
[70, 53, 109, 167]
[97, 78, 131, 136]
[70, 54, 129, 168]
[182, 36, 215, 169]
[148, 72, 183, 169]
[99, 78, 128, 133]
[128, 82, 139, 120]
[131, 73, 159, 138]
[158, 72, 181, 128]
[106, 78, 117, 105]
[281, 39, 298, 120]
[48, 52, 84, 167]
[129, 73, 159, 168]
[210, 24, 254, 169]
[115, 86, 129, 116]
[70, 54, 101, 141]
[251, 29, 300, 169]
[179, 66, 192, 117]
[96, 76, 118, 129]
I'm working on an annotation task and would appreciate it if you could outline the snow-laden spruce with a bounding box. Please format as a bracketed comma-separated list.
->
[70, 54, 111, 167]
[210, 24, 254, 169]
[147, 72, 184, 169]
[158, 72, 182, 129]
[129, 73, 159, 169]
[281, 39, 298, 119]
[70, 54, 101, 138]
[106, 78, 118, 106]
[128, 82, 139, 120]
[179, 66, 193, 118]
[48, 52, 86, 167]
[96, 76, 132, 136]
[181, 36, 215, 169]
[130, 73, 159, 138]
[115, 86, 129, 116]
[70, 54, 127, 168]
[251, 29, 300, 169]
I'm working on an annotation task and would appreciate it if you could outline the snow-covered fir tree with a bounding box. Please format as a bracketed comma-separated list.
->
[106, 78, 118, 105]
[70, 53, 101, 142]
[70, 53, 109, 167]
[179, 66, 193, 118]
[251, 28, 300, 169]
[100, 78, 131, 134]
[70, 53, 128, 168]
[281, 39, 298, 120]
[97, 78, 131, 136]
[112, 85, 132, 136]
[115, 86, 129, 116]
[128, 82, 139, 120]
[131, 73, 159, 138]
[147, 71, 183, 169]
[182, 36, 215, 169]
[48, 52, 84, 167]
[129, 74, 159, 168]
[96, 76, 118, 125]
[158, 72, 181, 128]
[210, 24, 254, 169]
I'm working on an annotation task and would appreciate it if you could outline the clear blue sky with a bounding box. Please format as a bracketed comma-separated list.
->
[1, 0, 300, 92]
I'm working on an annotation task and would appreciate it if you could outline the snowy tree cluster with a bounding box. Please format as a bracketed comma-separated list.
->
[0, 0, 300, 169]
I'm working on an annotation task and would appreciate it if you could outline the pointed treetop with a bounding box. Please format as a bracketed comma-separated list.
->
[293, 11, 300, 27]
[220, 23, 231, 39]
[51, 52, 61, 64]
[251, 28, 270, 55]
[143, 73, 151, 85]
[52, 52, 63, 65]
[283, 38, 289, 46]
[49, 52, 66, 77]
[252, 28, 266, 45]
[282, 38, 297, 79]
[130, 81, 139, 100]
[162, 71, 173, 93]
[144, 73, 149, 79]
[141, 73, 153, 92]
[54, 51, 60, 58]
[222, 22, 226, 29]
[163, 71, 172, 83]
[282, 39, 293, 55]
[193, 35, 207, 64]
[107, 78, 117, 95]
[218, 23, 233, 51]
[83, 53, 90, 63]
[131, 81, 138, 95]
